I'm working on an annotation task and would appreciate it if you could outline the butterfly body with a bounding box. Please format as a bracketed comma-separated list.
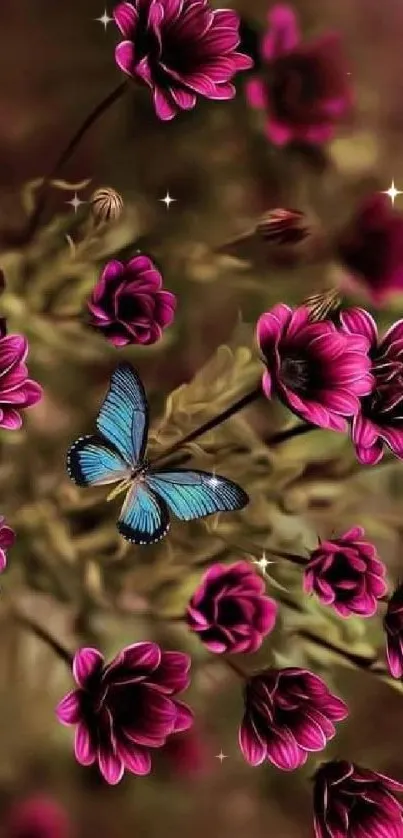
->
[67, 364, 249, 545]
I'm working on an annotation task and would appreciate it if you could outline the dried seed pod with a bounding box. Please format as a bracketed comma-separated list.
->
[256, 208, 310, 245]
[90, 187, 124, 224]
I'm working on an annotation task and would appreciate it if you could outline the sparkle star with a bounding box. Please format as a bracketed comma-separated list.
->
[382, 180, 403, 206]
[208, 472, 220, 489]
[95, 9, 113, 29]
[160, 191, 176, 209]
[216, 751, 228, 763]
[66, 193, 86, 214]
[253, 552, 275, 575]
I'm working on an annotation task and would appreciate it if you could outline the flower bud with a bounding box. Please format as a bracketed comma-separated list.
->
[256, 208, 309, 245]
[90, 187, 124, 224]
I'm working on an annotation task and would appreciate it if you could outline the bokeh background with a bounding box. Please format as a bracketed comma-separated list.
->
[1, 0, 403, 836]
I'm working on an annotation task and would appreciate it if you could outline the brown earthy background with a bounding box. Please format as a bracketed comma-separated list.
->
[1, 1, 403, 836]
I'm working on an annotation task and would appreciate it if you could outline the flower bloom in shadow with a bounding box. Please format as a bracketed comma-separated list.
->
[256, 304, 373, 431]
[340, 307, 403, 464]
[56, 643, 193, 785]
[239, 668, 348, 771]
[0, 334, 42, 430]
[0, 516, 15, 572]
[161, 726, 213, 778]
[88, 255, 176, 347]
[304, 527, 387, 618]
[186, 561, 277, 654]
[245, 4, 351, 146]
[337, 195, 403, 305]
[5, 795, 71, 838]
[384, 583, 403, 678]
[113, 0, 253, 121]
[313, 761, 403, 838]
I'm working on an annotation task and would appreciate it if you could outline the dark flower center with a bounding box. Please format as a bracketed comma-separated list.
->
[280, 356, 311, 394]
[270, 55, 320, 122]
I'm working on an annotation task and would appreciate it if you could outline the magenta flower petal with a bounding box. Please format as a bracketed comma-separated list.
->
[0, 333, 41, 429]
[186, 561, 277, 654]
[56, 641, 193, 784]
[56, 690, 81, 725]
[240, 668, 347, 772]
[256, 303, 372, 431]
[247, 4, 351, 147]
[113, 0, 252, 119]
[74, 722, 96, 766]
[73, 648, 104, 688]
[384, 583, 403, 679]
[114, 2, 138, 36]
[304, 528, 387, 618]
[88, 253, 176, 346]
[313, 761, 403, 838]
[5, 796, 71, 838]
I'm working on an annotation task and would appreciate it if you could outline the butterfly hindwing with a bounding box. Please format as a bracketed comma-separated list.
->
[117, 482, 170, 545]
[96, 363, 149, 466]
[67, 434, 129, 487]
[145, 469, 249, 521]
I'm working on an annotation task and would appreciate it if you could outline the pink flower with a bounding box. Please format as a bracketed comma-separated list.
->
[5, 795, 71, 838]
[88, 255, 176, 347]
[56, 643, 193, 785]
[313, 761, 403, 838]
[304, 527, 387, 618]
[239, 668, 348, 771]
[340, 307, 403, 464]
[337, 195, 403, 305]
[245, 4, 351, 146]
[0, 334, 42, 430]
[113, 0, 253, 121]
[186, 561, 277, 654]
[384, 583, 403, 678]
[256, 303, 373, 431]
[0, 515, 15, 572]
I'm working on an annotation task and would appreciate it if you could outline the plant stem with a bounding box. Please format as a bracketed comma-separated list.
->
[267, 422, 316, 447]
[150, 386, 262, 466]
[13, 611, 74, 667]
[223, 658, 248, 679]
[297, 629, 380, 672]
[24, 81, 128, 241]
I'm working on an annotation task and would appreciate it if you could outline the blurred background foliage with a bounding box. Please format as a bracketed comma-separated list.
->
[1, 0, 403, 836]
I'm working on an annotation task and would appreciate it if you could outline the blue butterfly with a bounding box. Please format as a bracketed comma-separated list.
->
[66, 363, 249, 545]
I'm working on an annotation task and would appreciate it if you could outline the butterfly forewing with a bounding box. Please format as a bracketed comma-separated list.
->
[67, 434, 130, 487]
[145, 469, 249, 521]
[96, 363, 149, 467]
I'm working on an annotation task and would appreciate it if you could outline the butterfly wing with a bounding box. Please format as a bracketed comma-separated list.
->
[145, 469, 249, 521]
[117, 482, 170, 545]
[96, 363, 149, 467]
[67, 435, 130, 487]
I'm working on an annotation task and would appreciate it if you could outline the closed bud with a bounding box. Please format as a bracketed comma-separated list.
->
[90, 187, 124, 224]
[256, 208, 309, 245]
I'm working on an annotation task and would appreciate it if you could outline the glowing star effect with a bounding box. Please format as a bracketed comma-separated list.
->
[160, 191, 176, 209]
[95, 9, 113, 30]
[252, 553, 275, 575]
[382, 180, 403, 206]
[215, 751, 228, 763]
[66, 193, 86, 214]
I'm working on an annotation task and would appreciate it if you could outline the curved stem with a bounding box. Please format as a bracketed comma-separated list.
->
[13, 611, 74, 667]
[223, 658, 247, 679]
[150, 386, 262, 467]
[297, 629, 381, 672]
[24, 81, 128, 241]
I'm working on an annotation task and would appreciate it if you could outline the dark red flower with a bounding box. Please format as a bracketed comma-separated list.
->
[304, 527, 387, 618]
[0, 515, 15, 572]
[245, 4, 352, 146]
[384, 583, 403, 678]
[5, 795, 71, 838]
[313, 761, 403, 838]
[340, 307, 403, 464]
[239, 668, 348, 771]
[338, 194, 403, 305]
[161, 727, 212, 778]
[56, 643, 193, 785]
[186, 561, 277, 654]
[88, 255, 176, 347]
[0, 334, 42, 430]
[113, 0, 253, 121]
[256, 303, 374, 431]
